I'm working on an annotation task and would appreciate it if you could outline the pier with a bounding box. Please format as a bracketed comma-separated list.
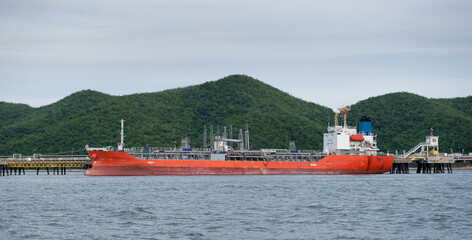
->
[390, 130, 472, 174]
[390, 156, 462, 174]
[0, 154, 90, 176]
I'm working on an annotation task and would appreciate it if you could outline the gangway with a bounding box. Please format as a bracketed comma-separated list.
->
[404, 142, 427, 158]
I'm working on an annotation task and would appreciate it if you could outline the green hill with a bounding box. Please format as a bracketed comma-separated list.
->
[0, 75, 470, 155]
[348, 92, 472, 154]
[0, 75, 332, 155]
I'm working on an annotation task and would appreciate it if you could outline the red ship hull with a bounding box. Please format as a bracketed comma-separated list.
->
[85, 151, 393, 176]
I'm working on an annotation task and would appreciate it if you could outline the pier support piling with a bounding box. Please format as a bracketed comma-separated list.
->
[447, 163, 453, 173]
[390, 163, 411, 174]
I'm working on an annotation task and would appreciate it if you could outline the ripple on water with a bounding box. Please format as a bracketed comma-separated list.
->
[0, 171, 471, 240]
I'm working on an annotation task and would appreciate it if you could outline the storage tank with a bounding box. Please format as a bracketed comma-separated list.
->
[359, 115, 372, 135]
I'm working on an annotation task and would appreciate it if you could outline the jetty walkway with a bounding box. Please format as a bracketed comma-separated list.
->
[0, 154, 90, 176]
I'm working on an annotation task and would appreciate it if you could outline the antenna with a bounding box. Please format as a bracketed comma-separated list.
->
[118, 119, 125, 151]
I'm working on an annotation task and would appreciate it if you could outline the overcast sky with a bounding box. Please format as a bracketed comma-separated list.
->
[1, 0, 471, 110]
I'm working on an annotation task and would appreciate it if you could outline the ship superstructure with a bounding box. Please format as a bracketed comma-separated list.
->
[323, 108, 379, 156]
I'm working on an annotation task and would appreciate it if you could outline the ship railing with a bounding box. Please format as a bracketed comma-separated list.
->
[130, 151, 212, 160]
[335, 150, 381, 156]
[2, 154, 90, 159]
[1, 155, 90, 168]
[125, 151, 327, 162]
[258, 149, 321, 154]
[298, 150, 323, 153]
[128, 147, 214, 153]
[129, 147, 176, 152]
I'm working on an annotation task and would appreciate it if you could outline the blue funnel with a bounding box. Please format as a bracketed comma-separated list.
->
[359, 115, 372, 135]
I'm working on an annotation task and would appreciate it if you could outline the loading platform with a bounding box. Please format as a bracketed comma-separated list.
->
[389, 130, 471, 174]
[0, 154, 91, 176]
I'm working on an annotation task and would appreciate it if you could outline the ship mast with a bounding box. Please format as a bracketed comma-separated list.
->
[118, 119, 125, 151]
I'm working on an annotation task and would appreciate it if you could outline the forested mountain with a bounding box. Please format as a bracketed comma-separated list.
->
[0, 75, 332, 155]
[0, 75, 470, 155]
[348, 93, 472, 154]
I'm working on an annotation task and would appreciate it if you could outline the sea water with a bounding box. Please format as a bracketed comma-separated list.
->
[1, 171, 471, 240]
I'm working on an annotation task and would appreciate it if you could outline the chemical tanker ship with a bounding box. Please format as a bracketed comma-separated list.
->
[85, 109, 393, 176]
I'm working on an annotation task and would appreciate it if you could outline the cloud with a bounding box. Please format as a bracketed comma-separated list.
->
[0, 0, 471, 108]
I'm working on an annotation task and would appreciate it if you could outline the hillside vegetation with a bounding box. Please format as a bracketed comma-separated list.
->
[348, 93, 472, 154]
[0, 75, 470, 155]
[0, 75, 332, 155]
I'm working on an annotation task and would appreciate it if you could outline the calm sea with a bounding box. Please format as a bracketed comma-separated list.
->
[1, 171, 471, 240]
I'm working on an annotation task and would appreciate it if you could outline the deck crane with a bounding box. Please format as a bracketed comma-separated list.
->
[337, 106, 351, 128]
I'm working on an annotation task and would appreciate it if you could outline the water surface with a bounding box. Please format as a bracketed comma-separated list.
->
[1, 171, 471, 239]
